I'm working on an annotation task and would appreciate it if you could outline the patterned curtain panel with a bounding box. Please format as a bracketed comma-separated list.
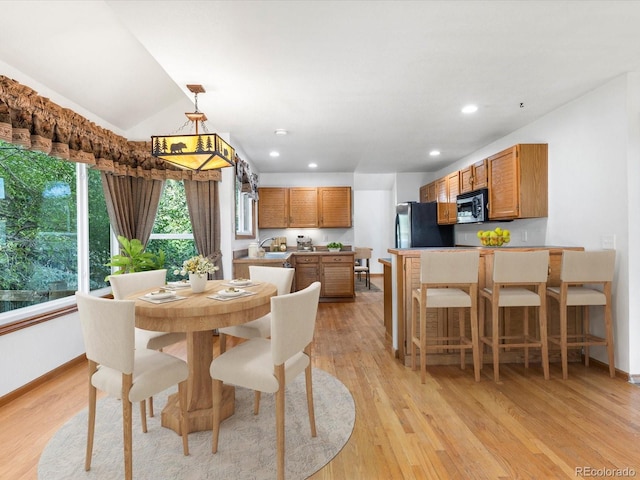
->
[101, 171, 164, 245]
[183, 179, 223, 279]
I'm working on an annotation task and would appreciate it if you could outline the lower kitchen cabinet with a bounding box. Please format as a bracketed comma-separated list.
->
[292, 252, 355, 300]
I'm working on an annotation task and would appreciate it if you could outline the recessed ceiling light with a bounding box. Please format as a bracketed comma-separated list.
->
[461, 104, 478, 114]
[429, 150, 441, 157]
[269, 151, 280, 158]
[274, 129, 288, 136]
[308, 163, 317, 169]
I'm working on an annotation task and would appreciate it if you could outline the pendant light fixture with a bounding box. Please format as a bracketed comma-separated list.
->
[151, 84, 235, 171]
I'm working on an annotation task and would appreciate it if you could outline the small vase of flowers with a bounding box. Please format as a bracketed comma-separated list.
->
[174, 255, 219, 293]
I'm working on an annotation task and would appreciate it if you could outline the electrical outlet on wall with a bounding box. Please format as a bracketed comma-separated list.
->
[602, 234, 616, 249]
[521, 230, 528, 242]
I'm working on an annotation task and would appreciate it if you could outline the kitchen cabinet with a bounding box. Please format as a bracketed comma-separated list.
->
[436, 171, 459, 225]
[318, 186, 352, 227]
[289, 187, 318, 227]
[257, 187, 288, 228]
[460, 159, 488, 194]
[488, 144, 548, 220]
[292, 252, 355, 300]
[419, 181, 437, 203]
[257, 186, 351, 229]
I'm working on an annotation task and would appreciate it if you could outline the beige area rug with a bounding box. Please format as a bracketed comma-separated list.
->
[38, 368, 354, 480]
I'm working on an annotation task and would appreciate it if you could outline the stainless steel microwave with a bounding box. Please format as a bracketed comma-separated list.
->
[456, 188, 489, 224]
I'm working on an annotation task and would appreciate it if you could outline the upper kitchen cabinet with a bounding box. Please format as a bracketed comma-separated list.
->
[257, 187, 289, 228]
[318, 186, 352, 227]
[460, 159, 488, 194]
[436, 171, 459, 225]
[488, 144, 548, 220]
[419, 181, 437, 203]
[289, 187, 319, 227]
[257, 186, 352, 229]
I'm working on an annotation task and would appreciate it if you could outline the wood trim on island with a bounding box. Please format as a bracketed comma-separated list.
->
[388, 246, 584, 365]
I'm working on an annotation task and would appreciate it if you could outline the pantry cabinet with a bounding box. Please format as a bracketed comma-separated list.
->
[257, 186, 351, 229]
[487, 144, 548, 220]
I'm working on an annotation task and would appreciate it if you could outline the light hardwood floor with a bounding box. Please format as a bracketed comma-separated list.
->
[2, 276, 640, 479]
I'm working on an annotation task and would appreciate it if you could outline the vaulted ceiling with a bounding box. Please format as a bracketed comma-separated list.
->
[2, 1, 640, 174]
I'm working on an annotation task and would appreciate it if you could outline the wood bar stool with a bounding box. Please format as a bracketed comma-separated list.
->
[354, 247, 372, 288]
[546, 249, 616, 379]
[411, 250, 481, 383]
[479, 250, 550, 382]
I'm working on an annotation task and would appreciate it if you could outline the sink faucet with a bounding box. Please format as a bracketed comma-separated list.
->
[259, 237, 276, 248]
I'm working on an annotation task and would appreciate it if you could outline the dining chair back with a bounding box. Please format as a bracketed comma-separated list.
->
[109, 269, 186, 417]
[354, 247, 372, 288]
[210, 282, 321, 480]
[75, 292, 189, 480]
[479, 250, 550, 382]
[547, 249, 616, 379]
[218, 266, 295, 354]
[411, 250, 481, 383]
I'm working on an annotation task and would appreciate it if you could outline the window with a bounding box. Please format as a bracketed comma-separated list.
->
[148, 179, 197, 282]
[235, 178, 255, 239]
[0, 141, 111, 322]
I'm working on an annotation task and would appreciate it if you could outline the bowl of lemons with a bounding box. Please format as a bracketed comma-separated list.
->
[477, 227, 510, 247]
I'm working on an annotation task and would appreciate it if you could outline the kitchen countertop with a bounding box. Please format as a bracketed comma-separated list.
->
[234, 250, 354, 263]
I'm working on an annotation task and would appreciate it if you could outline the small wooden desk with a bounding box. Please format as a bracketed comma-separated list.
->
[129, 280, 277, 433]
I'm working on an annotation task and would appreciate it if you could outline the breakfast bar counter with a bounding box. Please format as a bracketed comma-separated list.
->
[387, 246, 584, 365]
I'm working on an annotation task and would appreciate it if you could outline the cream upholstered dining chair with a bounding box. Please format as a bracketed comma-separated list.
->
[546, 249, 616, 379]
[410, 250, 481, 383]
[479, 250, 550, 382]
[75, 292, 189, 480]
[354, 247, 372, 289]
[218, 266, 295, 354]
[210, 281, 321, 480]
[109, 269, 186, 417]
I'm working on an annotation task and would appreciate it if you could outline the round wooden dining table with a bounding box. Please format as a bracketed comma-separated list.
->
[128, 279, 277, 434]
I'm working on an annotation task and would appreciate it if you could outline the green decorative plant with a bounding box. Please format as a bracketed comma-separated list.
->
[105, 235, 166, 279]
[327, 242, 343, 250]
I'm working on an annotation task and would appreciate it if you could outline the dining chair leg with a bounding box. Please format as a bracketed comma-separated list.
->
[85, 363, 97, 472]
[305, 359, 317, 437]
[122, 375, 133, 480]
[458, 308, 465, 369]
[212, 379, 222, 454]
[254, 391, 261, 415]
[523, 307, 530, 369]
[219, 333, 227, 354]
[419, 299, 428, 384]
[469, 295, 481, 382]
[140, 401, 147, 433]
[148, 396, 154, 417]
[604, 294, 615, 378]
[179, 380, 189, 455]
[275, 365, 286, 480]
[583, 305, 590, 367]
[410, 295, 418, 371]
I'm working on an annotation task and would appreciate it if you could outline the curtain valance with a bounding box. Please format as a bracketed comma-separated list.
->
[234, 155, 259, 200]
[0, 75, 220, 182]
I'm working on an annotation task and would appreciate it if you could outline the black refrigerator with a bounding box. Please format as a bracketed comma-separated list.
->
[395, 202, 454, 248]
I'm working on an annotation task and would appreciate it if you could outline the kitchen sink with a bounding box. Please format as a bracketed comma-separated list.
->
[263, 252, 289, 259]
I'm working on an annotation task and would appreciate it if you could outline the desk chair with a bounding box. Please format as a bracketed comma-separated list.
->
[109, 269, 186, 417]
[210, 282, 321, 480]
[354, 247, 372, 288]
[479, 250, 550, 382]
[411, 250, 481, 383]
[76, 292, 189, 480]
[547, 249, 616, 379]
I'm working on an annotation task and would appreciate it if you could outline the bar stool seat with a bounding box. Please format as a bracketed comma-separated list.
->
[411, 250, 481, 383]
[546, 249, 615, 379]
[479, 250, 550, 382]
